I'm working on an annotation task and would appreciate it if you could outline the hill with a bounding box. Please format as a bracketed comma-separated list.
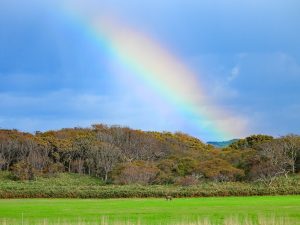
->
[207, 139, 238, 148]
[0, 125, 299, 188]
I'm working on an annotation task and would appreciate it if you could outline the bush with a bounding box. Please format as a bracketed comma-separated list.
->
[175, 176, 199, 186]
[0, 172, 299, 198]
[114, 162, 159, 185]
[43, 163, 64, 178]
[198, 158, 245, 182]
[11, 161, 40, 181]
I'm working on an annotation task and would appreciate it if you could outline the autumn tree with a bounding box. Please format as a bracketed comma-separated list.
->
[198, 158, 244, 182]
[114, 161, 159, 185]
[230, 135, 273, 150]
[220, 147, 256, 178]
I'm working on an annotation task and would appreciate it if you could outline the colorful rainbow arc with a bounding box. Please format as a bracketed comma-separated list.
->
[60, 6, 247, 140]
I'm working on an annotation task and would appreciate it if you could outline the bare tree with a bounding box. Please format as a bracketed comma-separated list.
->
[281, 135, 300, 173]
[92, 132, 121, 181]
[25, 139, 50, 172]
[0, 153, 6, 170]
[0, 139, 18, 170]
[250, 139, 293, 185]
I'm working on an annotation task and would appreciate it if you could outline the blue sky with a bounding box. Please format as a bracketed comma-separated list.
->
[0, 0, 300, 141]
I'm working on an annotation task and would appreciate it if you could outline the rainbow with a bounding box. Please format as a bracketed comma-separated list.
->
[59, 2, 248, 140]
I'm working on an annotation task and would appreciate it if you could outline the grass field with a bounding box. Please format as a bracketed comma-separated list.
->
[0, 196, 299, 225]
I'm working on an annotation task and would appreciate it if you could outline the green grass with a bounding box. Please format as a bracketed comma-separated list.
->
[0, 196, 299, 225]
[1, 172, 300, 224]
[0, 171, 104, 186]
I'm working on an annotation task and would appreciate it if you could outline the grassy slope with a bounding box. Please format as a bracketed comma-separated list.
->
[0, 196, 299, 224]
[0, 171, 104, 186]
[1, 172, 300, 198]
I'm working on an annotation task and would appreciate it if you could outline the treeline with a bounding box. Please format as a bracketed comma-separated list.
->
[0, 124, 299, 186]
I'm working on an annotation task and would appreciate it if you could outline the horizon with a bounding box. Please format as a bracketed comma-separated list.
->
[1, 0, 300, 141]
[0, 123, 286, 143]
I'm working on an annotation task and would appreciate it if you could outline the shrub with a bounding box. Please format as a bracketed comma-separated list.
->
[11, 161, 40, 181]
[175, 176, 199, 186]
[198, 158, 245, 182]
[1, 172, 299, 198]
[114, 161, 159, 185]
[43, 163, 64, 177]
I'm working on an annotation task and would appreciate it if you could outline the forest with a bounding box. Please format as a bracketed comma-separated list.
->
[0, 124, 299, 187]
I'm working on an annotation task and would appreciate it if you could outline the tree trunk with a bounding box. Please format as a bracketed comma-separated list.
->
[104, 172, 108, 182]
[68, 161, 71, 173]
[292, 164, 295, 174]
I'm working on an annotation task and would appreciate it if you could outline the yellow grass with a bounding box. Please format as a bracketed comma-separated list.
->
[0, 215, 293, 225]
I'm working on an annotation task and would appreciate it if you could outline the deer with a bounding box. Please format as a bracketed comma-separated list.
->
[165, 195, 173, 201]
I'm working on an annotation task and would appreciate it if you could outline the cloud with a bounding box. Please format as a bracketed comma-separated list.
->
[0, 90, 107, 116]
[1, 0, 299, 140]
[227, 65, 240, 82]
[0, 90, 182, 133]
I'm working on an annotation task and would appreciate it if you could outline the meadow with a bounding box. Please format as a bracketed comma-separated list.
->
[0, 196, 299, 225]
[1, 172, 300, 199]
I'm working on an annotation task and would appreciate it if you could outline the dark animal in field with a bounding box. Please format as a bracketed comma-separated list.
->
[165, 195, 173, 201]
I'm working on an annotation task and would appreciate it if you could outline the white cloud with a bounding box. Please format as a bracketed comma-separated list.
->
[227, 65, 240, 82]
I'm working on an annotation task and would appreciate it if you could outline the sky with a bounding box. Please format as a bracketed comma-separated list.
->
[0, 0, 300, 141]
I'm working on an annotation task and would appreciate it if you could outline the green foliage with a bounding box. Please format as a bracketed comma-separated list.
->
[229, 135, 274, 150]
[198, 158, 245, 181]
[175, 157, 198, 176]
